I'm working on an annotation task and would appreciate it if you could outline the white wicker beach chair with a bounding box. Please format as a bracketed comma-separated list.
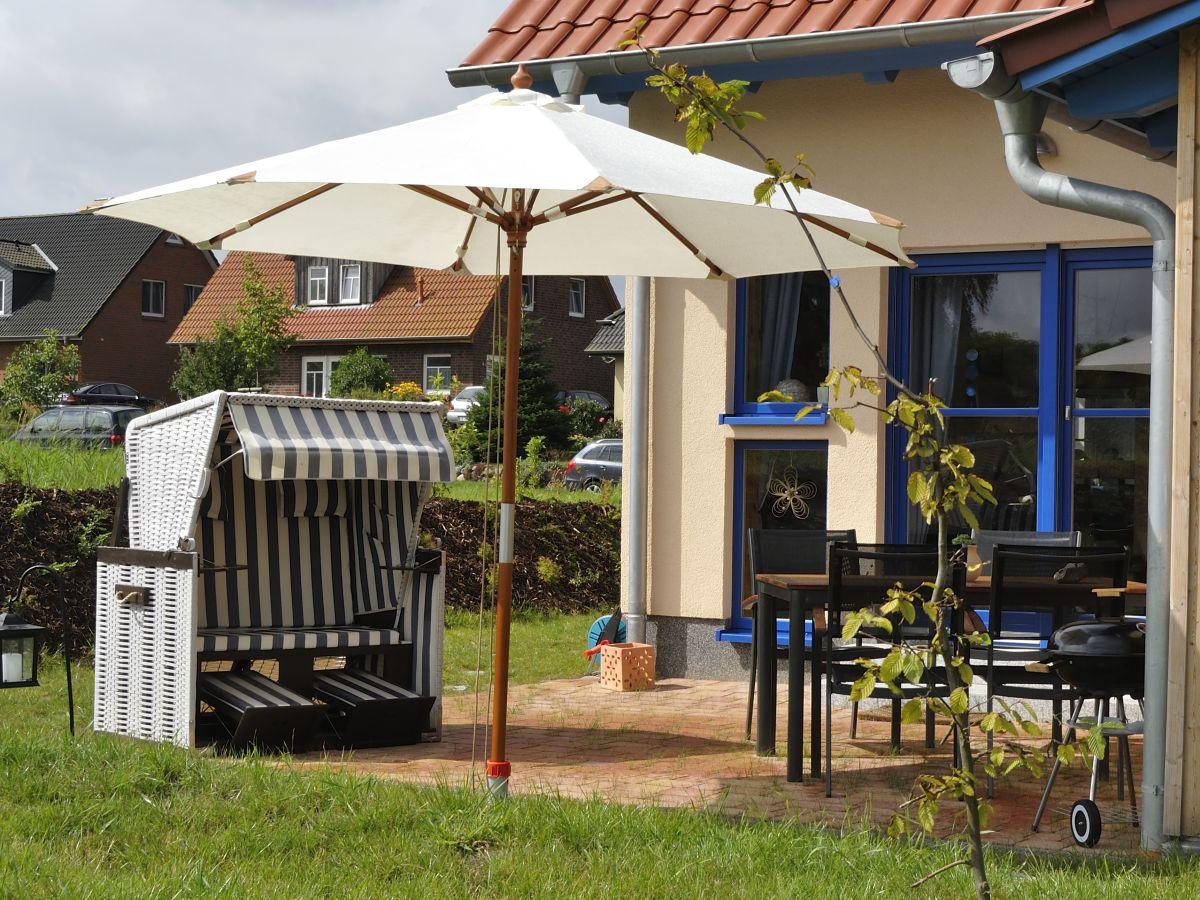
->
[93, 391, 454, 750]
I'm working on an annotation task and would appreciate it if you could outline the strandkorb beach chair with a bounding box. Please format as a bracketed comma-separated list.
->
[93, 391, 454, 751]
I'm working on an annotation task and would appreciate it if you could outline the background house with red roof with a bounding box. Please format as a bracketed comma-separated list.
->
[172, 252, 620, 399]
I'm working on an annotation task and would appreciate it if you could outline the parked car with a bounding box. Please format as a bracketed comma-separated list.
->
[446, 385, 485, 426]
[555, 389, 612, 414]
[563, 438, 622, 492]
[11, 405, 144, 448]
[61, 382, 157, 408]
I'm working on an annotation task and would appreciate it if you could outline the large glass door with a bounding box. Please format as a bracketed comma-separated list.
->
[889, 246, 1151, 577]
[1066, 253, 1151, 579]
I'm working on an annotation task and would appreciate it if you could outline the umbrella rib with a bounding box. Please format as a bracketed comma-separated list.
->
[404, 185, 505, 226]
[529, 191, 630, 225]
[628, 193, 725, 278]
[793, 212, 907, 267]
[201, 182, 341, 247]
[450, 216, 478, 273]
[467, 187, 507, 219]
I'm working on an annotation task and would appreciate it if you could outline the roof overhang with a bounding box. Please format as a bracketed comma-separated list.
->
[981, 0, 1200, 154]
[447, 12, 1063, 101]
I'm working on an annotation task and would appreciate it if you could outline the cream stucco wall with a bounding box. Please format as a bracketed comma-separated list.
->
[612, 355, 624, 420]
[621, 67, 1176, 624]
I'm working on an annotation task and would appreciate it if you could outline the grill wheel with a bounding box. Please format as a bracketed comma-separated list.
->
[1070, 798, 1103, 848]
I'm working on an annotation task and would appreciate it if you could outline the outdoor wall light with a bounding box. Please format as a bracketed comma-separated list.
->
[0, 565, 75, 736]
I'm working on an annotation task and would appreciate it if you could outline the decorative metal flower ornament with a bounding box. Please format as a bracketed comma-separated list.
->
[767, 467, 817, 520]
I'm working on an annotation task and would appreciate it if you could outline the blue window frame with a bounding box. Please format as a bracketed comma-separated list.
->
[722, 276, 829, 426]
[718, 439, 828, 645]
[886, 246, 1152, 574]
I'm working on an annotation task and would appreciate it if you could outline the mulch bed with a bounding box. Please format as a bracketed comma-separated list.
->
[0, 485, 618, 656]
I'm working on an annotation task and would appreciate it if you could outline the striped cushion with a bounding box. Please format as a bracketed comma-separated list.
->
[197, 626, 405, 654]
[199, 671, 316, 713]
[313, 668, 419, 706]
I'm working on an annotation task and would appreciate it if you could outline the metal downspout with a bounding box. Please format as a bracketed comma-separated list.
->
[624, 276, 651, 643]
[945, 52, 1174, 850]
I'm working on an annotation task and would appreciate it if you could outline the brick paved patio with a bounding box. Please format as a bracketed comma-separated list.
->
[297, 677, 1141, 853]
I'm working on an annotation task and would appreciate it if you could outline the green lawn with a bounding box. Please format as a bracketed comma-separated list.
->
[0, 441, 126, 490]
[443, 608, 604, 692]
[4, 634, 1200, 897]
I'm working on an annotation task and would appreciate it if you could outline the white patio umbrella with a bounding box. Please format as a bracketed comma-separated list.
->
[1076, 334, 1151, 376]
[91, 65, 912, 795]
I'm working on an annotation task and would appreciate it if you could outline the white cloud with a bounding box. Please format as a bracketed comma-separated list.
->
[3, 0, 626, 215]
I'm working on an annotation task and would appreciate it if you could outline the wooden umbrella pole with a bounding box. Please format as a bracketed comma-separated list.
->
[487, 186, 527, 798]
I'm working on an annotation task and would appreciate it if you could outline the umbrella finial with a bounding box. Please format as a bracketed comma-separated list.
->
[511, 63, 533, 91]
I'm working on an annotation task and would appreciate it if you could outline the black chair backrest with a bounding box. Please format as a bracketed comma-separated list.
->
[973, 529, 1079, 566]
[828, 544, 963, 638]
[747, 528, 858, 581]
[988, 544, 1129, 638]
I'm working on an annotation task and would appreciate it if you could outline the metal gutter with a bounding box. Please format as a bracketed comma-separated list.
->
[447, 11, 1065, 89]
[946, 49, 1175, 852]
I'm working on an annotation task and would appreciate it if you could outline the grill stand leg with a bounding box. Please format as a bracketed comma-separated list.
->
[1087, 698, 1107, 804]
[1033, 695, 1085, 832]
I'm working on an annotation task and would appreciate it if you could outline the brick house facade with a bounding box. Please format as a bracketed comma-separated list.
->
[0, 214, 215, 401]
[175, 253, 620, 401]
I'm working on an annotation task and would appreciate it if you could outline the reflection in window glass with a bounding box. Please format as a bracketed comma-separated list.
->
[738, 445, 828, 601]
[1073, 416, 1147, 580]
[1074, 268, 1151, 409]
[909, 271, 1040, 407]
[742, 272, 830, 404]
[908, 417, 1037, 544]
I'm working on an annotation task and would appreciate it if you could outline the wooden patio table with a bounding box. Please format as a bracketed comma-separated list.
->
[752, 572, 1147, 784]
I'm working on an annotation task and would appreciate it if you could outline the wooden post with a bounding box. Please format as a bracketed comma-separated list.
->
[1167, 26, 1200, 837]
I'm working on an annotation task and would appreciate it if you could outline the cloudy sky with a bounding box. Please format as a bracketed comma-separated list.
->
[1, 0, 626, 216]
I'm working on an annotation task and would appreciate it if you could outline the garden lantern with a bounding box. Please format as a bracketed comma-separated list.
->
[2, 565, 76, 735]
[0, 610, 45, 689]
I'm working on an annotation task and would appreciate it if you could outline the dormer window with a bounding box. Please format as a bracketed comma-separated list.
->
[165, 233, 184, 245]
[339, 264, 361, 304]
[307, 265, 329, 305]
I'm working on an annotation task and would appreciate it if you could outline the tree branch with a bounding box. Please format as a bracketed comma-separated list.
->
[910, 858, 971, 889]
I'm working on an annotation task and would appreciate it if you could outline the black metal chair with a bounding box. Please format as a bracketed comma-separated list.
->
[743, 528, 857, 741]
[980, 544, 1130, 798]
[972, 529, 1079, 570]
[824, 543, 965, 796]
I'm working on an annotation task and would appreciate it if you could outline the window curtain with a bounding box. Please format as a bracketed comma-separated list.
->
[912, 277, 966, 402]
[755, 273, 805, 397]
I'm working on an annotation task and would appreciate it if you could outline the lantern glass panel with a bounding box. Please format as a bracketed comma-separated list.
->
[1, 635, 37, 687]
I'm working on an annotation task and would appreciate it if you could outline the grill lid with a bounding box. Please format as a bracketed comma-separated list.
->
[1047, 619, 1145, 658]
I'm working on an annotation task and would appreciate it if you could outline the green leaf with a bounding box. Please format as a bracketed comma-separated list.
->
[850, 672, 877, 703]
[901, 697, 924, 725]
[829, 407, 855, 433]
[879, 649, 903, 685]
[902, 652, 925, 685]
[752, 177, 776, 206]
[795, 405, 817, 421]
[948, 687, 969, 715]
[907, 471, 928, 505]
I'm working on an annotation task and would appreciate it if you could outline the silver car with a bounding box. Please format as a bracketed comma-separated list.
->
[564, 438, 622, 491]
[445, 385, 485, 426]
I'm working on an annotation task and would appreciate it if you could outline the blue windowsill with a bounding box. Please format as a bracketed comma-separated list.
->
[719, 409, 828, 427]
[715, 621, 815, 648]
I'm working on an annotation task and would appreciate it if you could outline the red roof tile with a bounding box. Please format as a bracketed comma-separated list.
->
[170, 252, 501, 345]
[460, 0, 1068, 67]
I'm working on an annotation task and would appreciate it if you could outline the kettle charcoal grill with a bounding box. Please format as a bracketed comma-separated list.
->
[1031, 618, 1145, 847]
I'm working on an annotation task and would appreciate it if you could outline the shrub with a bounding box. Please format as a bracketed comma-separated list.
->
[464, 317, 568, 458]
[536, 556, 562, 584]
[385, 381, 427, 402]
[173, 258, 295, 397]
[329, 348, 391, 397]
[518, 435, 546, 490]
[447, 419, 480, 467]
[0, 331, 81, 419]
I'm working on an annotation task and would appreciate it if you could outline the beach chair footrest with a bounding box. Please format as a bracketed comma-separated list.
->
[313, 668, 435, 747]
[199, 670, 322, 751]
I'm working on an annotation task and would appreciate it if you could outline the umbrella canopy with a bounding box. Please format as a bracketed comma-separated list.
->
[1076, 334, 1151, 376]
[93, 87, 911, 278]
[91, 70, 912, 797]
